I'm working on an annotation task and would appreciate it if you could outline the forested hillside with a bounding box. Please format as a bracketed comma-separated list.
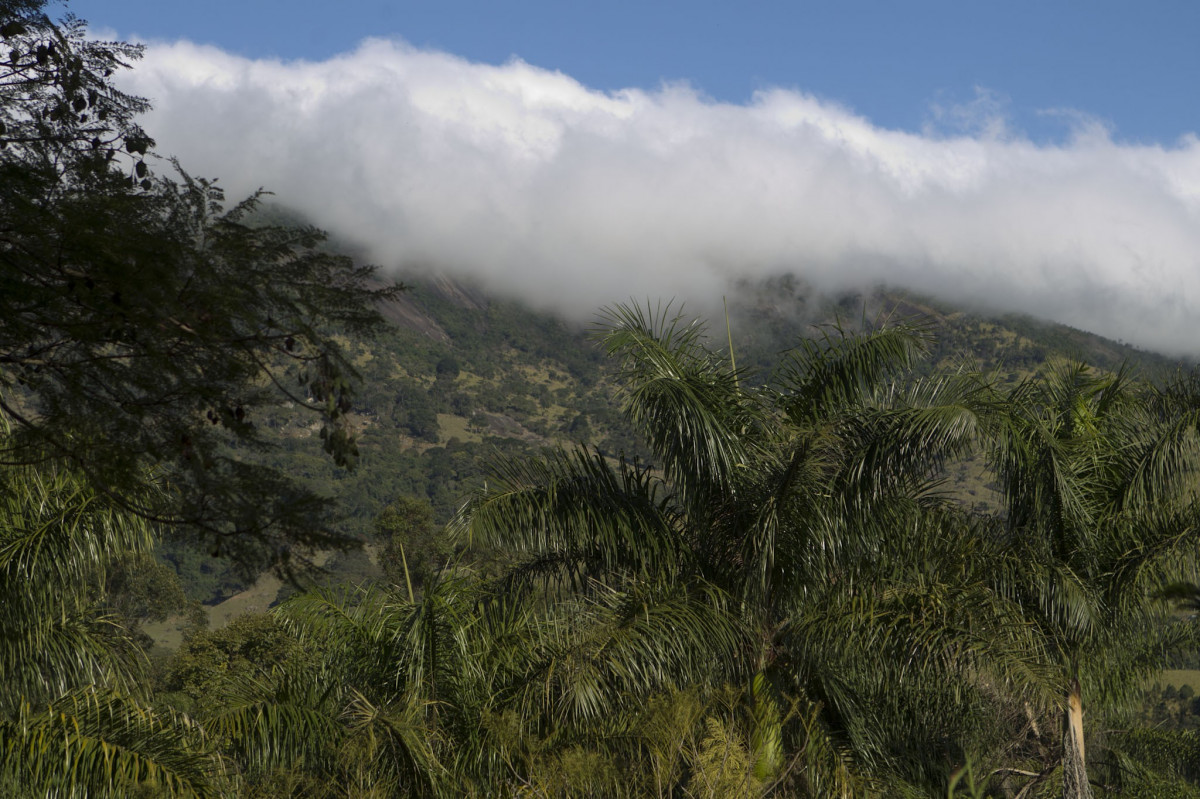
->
[164, 250, 1186, 600]
[258, 259, 1184, 531]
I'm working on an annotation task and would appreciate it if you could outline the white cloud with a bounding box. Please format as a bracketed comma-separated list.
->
[120, 38, 1200, 354]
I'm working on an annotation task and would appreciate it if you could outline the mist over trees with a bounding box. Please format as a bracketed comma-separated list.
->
[5, 2, 1200, 797]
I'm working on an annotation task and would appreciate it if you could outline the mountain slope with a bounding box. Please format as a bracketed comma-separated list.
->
[161, 253, 1193, 604]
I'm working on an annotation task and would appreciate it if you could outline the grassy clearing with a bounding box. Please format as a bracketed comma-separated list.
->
[438, 413, 485, 444]
[207, 574, 284, 630]
[204, 550, 334, 630]
[141, 618, 190, 651]
[519, 361, 573, 392]
[1155, 669, 1200, 691]
[455, 370, 484, 388]
[145, 552, 338, 650]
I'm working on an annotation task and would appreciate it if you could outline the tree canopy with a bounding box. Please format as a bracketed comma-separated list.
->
[453, 304, 1200, 797]
[0, 0, 402, 571]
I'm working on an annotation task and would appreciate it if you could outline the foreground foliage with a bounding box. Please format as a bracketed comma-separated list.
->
[454, 305, 1200, 798]
[6, 304, 1200, 797]
[0, 460, 227, 797]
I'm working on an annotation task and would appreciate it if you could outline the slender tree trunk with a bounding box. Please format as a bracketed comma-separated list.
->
[1062, 679, 1093, 799]
[398, 541, 415, 603]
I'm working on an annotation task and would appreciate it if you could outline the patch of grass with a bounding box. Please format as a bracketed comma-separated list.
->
[141, 618, 191, 651]
[1158, 670, 1200, 691]
[206, 574, 284, 630]
[438, 413, 485, 444]
[206, 551, 334, 631]
[455, 371, 484, 388]
[519, 361, 574, 391]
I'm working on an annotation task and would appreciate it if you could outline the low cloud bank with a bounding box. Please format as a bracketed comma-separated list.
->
[121, 38, 1200, 354]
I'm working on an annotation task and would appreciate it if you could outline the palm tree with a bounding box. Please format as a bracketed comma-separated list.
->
[454, 303, 1046, 794]
[206, 559, 748, 797]
[0, 458, 228, 797]
[985, 362, 1200, 799]
[202, 579, 470, 797]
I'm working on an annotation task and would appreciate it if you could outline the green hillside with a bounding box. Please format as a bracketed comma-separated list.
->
[158, 255, 1193, 606]
[354, 271, 1184, 514]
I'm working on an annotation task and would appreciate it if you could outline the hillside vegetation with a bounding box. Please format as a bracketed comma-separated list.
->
[156, 259, 1184, 599]
[283, 265, 1185, 524]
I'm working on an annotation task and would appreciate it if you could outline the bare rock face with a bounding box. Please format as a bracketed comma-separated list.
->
[375, 292, 451, 342]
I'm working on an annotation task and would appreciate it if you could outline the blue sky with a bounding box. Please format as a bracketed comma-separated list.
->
[69, 1, 1199, 144]
[57, 1, 1200, 354]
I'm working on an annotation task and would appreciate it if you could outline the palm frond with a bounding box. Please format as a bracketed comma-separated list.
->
[1, 686, 226, 798]
[203, 667, 344, 780]
[773, 319, 933, 424]
[0, 462, 154, 711]
[0, 462, 158, 584]
[520, 581, 749, 726]
[341, 689, 449, 797]
[451, 446, 682, 584]
[599, 301, 767, 505]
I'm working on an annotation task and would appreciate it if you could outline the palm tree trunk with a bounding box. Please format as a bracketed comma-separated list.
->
[1062, 679, 1093, 799]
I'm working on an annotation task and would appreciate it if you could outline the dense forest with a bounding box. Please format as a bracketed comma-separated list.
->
[6, 3, 1200, 798]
